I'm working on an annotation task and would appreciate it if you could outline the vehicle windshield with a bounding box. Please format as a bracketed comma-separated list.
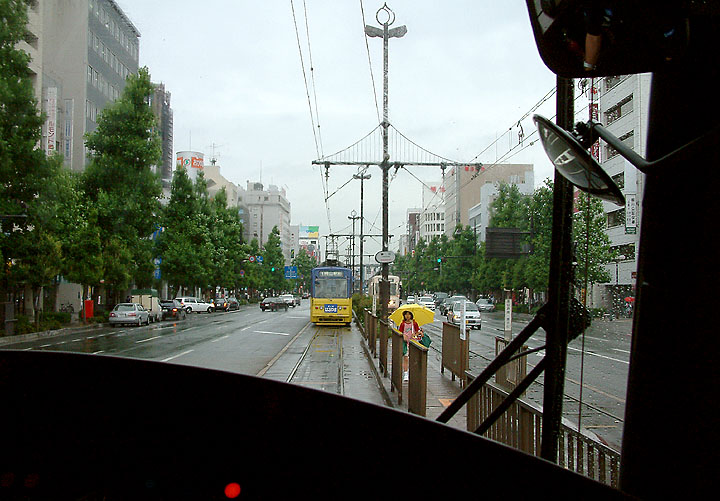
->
[0, 1, 637, 474]
[314, 279, 349, 299]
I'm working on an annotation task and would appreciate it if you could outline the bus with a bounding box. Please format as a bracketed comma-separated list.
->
[310, 266, 353, 325]
[367, 274, 401, 314]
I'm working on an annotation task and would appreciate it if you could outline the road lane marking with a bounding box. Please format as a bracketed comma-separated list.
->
[567, 346, 628, 364]
[92, 350, 105, 355]
[162, 349, 194, 362]
[211, 335, 229, 343]
[40, 344, 52, 348]
[253, 330, 290, 336]
[136, 335, 161, 344]
[612, 348, 630, 354]
[23, 347, 33, 351]
[72, 338, 82, 342]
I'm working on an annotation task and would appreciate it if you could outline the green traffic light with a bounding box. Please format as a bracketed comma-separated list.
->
[271, 267, 275, 272]
[437, 258, 441, 263]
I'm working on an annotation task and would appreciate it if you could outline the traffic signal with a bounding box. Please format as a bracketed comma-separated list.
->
[437, 257, 442, 263]
[271, 267, 275, 272]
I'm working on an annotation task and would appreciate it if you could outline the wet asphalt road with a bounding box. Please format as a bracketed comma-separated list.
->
[423, 312, 631, 450]
[2, 302, 312, 376]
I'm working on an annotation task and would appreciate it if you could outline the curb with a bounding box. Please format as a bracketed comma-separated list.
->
[0, 322, 106, 347]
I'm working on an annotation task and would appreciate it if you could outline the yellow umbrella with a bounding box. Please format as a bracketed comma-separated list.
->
[389, 303, 435, 327]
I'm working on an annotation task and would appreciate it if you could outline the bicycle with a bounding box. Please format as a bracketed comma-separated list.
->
[59, 302, 75, 313]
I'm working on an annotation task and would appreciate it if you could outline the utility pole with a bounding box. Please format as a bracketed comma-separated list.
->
[348, 210, 360, 290]
[353, 166, 371, 293]
[365, 3, 406, 325]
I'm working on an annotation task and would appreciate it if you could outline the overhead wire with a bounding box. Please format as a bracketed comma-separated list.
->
[290, 0, 332, 233]
[360, 0, 381, 123]
[302, 0, 323, 158]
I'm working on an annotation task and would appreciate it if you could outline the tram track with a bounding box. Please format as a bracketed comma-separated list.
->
[285, 325, 347, 396]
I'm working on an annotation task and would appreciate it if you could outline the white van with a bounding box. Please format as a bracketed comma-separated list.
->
[175, 296, 214, 314]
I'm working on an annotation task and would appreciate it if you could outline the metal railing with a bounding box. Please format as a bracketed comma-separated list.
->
[466, 372, 621, 488]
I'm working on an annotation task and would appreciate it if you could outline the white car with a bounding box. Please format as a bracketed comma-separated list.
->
[109, 303, 149, 327]
[476, 298, 496, 312]
[278, 294, 296, 308]
[446, 301, 482, 329]
[175, 296, 214, 314]
[417, 296, 435, 310]
[405, 295, 416, 304]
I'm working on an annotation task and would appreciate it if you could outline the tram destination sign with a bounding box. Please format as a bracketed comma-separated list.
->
[375, 250, 396, 264]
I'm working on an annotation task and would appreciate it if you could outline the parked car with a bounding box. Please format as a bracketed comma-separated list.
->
[211, 296, 230, 312]
[131, 289, 162, 323]
[278, 294, 296, 308]
[226, 297, 240, 311]
[475, 297, 496, 312]
[109, 303, 149, 327]
[175, 296, 214, 314]
[160, 299, 187, 321]
[417, 296, 435, 310]
[446, 301, 482, 329]
[405, 295, 416, 304]
[260, 297, 288, 312]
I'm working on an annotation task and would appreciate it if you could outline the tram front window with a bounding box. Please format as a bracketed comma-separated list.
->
[314, 279, 349, 299]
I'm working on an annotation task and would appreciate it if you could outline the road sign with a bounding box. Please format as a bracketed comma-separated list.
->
[249, 256, 255, 262]
[284, 266, 298, 279]
[239, 270, 245, 277]
[257, 256, 263, 263]
[374, 250, 395, 263]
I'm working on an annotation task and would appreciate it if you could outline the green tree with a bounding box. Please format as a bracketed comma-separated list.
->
[573, 192, 613, 287]
[0, 0, 50, 299]
[525, 179, 554, 297]
[156, 166, 212, 296]
[208, 187, 245, 292]
[292, 248, 316, 292]
[83, 67, 162, 301]
[263, 226, 286, 292]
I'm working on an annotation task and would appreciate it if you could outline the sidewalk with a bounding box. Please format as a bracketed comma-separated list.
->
[355, 318, 467, 430]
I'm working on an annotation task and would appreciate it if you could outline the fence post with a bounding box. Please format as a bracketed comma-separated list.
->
[369, 314, 377, 357]
[466, 372, 479, 432]
[391, 327, 403, 402]
[363, 310, 369, 340]
[407, 340, 428, 416]
[379, 319, 388, 377]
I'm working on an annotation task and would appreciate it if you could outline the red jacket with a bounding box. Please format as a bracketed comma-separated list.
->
[400, 320, 421, 342]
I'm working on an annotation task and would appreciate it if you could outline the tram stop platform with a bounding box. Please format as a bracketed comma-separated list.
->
[259, 316, 467, 430]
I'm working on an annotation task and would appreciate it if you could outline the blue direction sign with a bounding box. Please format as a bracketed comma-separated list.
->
[257, 256, 263, 263]
[284, 266, 298, 279]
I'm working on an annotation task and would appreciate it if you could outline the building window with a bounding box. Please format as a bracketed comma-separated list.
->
[605, 130, 634, 159]
[604, 76, 624, 91]
[607, 208, 626, 228]
[610, 243, 635, 261]
[611, 172, 625, 190]
[605, 95, 633, 125]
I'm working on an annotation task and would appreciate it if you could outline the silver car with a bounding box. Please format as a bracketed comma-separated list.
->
[446, 301, 482, 329]
[475, 298, 496, 312]
[109, 303, 149, 327]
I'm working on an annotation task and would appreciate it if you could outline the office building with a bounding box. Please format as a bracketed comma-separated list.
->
[239, 182, 292, 263]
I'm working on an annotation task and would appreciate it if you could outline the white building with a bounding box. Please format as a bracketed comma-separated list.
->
[592, 74, 651, 308]
[239, 182, 292, 263]
[419, 183, 445, 242]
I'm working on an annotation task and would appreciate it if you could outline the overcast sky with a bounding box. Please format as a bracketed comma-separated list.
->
[116, 1, 574, 255]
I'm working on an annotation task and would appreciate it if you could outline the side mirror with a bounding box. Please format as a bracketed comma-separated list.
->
[525, 1, 691, 77]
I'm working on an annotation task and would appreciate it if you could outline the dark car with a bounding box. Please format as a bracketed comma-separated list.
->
[211, 296, 230, 312]
[160, 299, 187, 321]
[227, 297, 240, 311]
[260, 297, 288, 312]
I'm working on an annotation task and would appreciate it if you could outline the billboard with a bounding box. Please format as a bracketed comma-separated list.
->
[299, 225, 319, 239]
[176, 151, 204, 182]
[45, 87, 57, 155]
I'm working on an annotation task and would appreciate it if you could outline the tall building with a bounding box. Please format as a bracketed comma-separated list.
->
[37, 0, 140, 171]
[150, 83, 173, 188]
[203, 160, 238, 208]
[592, 74, 651, 308]
[444, 164, 534, 239]
[419, 182, 445, 242]
[239, 182, 292, 263]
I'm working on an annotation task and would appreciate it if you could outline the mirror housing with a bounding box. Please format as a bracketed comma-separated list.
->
[526, 1, 694, 77]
